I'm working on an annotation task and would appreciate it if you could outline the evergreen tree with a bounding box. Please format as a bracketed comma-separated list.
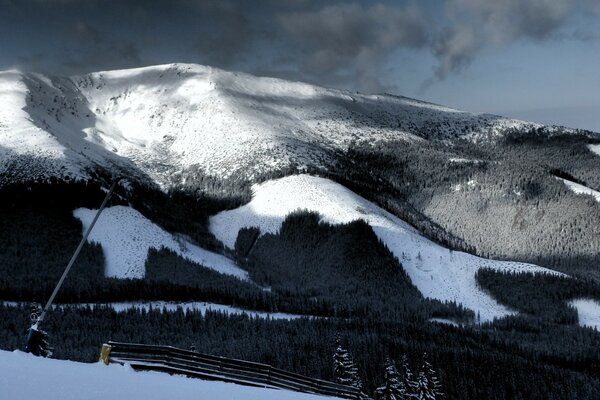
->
[399, 354, 418, 398]
[415, 353, 443, 400]
[375, 358, 408, 400]
[333, 335, 363, 390]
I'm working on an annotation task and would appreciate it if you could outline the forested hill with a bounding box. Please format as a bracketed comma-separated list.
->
[3, 63, 600, 280]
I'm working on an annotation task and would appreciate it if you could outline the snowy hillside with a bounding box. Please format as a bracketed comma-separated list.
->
[0, 350, 337, 400]
[73, 205, 248, 280]
[0, 63, 556, 188]
[558, 177, 600, 203]
[210, 175, 562, 322]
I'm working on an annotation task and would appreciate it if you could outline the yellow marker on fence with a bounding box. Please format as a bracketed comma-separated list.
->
[99, 344, 112, 365]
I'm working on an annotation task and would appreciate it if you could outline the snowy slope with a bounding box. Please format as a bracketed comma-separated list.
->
[0, 350, 337, 400]
[0, 63, 561, 188]
[570, 299, 600, 330]
[558, 177, 600, 202]
[210, 175, 562, 322]
[73, 205, 248, 280]
[588, 144, 600, 158]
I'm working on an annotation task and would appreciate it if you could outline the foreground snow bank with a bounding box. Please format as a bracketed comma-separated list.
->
[210, 175, 561, 322]
[570, 299, 600, 330]
[73, 206, 248, 280]
[0, 350, 335, 400]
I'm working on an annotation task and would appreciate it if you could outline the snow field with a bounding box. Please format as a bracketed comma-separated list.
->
[73, 205, 248, 280]
[588, 144, 600, 158]
[569, 299, 600, 330]
[2, 301, 307, 320]
[558, 177, 600, 202]
[210, 175, 562, 323]
[0, 350, 337, 400]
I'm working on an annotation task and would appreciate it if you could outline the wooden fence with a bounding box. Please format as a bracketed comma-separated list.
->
[100, 341, 360, 399]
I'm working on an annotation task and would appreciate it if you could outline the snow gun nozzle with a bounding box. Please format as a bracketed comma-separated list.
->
[25, 325, 51, 358]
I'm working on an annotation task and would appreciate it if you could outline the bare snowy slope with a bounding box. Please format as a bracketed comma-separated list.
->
[210, 175, 562, 322]
[0, 63, 557, 188]
[73, 205, 248, 280]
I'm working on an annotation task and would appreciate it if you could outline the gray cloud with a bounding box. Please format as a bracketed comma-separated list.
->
[187, 1, 252, 67]
[455, 0, 570, 41]
[277, 3, 428, 91]
[1, 0, 598, 94]
[431, 0, 571, 80]
[432, 26, 481, 80]
[62, 21, 142, 74]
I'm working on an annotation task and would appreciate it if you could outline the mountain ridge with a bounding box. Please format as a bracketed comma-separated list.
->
[1, 62, 590, 189]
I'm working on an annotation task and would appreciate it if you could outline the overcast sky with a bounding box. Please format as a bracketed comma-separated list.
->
[1, 0, 599, 131]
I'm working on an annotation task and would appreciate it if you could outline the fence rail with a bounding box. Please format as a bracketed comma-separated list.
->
[100, 341, 360, 399]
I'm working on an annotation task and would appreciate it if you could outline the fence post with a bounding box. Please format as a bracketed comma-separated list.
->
[99, 343, 112, 365]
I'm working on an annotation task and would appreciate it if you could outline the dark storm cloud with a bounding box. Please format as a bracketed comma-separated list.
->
[277, 3, 428, 91]
[0, 0, 598, 92]
[64, 21, 142, 73]
[186, 1, 251, 66]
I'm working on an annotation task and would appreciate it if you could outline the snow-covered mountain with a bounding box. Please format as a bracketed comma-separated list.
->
[0, 63, 570, 189]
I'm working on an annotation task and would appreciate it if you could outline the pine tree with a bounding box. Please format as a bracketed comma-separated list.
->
[399, 354, 418, 398]
[415, 353, 443, 400]
[333, 335, 363, 391]
[375, 358, 408, 400]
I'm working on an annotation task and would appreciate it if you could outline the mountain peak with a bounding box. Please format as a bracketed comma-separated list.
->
[0, 63, 582, 188]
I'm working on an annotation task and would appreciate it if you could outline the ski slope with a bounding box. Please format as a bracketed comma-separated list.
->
[0, 63, 553, 188]
[558, 177, 600, 203]
[73, 205, 248, 280]
[0, 350, 337, 400]
[210, 175, 561, 322]
[588, 144, 600, 158]
[569, 299, 600, 330]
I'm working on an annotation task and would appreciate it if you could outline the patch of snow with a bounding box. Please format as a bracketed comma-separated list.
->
[73, 205, 248, 280]
[429, 318, 461, 327]
[449, 158, 481, 164]
[557, 177, 600, 202]
[210, 175, 562, 323]
[0, 350, 336, 400]
[569, 298, 600, 330]
[1, 301, 307, 320]
[588, 144, 600, 158]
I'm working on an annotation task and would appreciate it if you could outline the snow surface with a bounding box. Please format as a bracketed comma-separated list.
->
[210, 175, 561, 322]
[588, 144, 600, 158]
[429, 318, 461, 327]
[2, 301, 307, 320]
[0, 63, 558, 188]
[0, 350, 336, 400]
[73, 205, 248, 280]
[569, 299, 600, 330]
[558, 177, 600, 202]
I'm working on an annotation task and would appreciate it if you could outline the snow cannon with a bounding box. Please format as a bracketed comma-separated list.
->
[25, 325, 51, 357]
[23, 177, 121, 357]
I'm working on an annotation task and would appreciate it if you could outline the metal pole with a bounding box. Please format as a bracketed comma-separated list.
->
[34, 178, 119, 328]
